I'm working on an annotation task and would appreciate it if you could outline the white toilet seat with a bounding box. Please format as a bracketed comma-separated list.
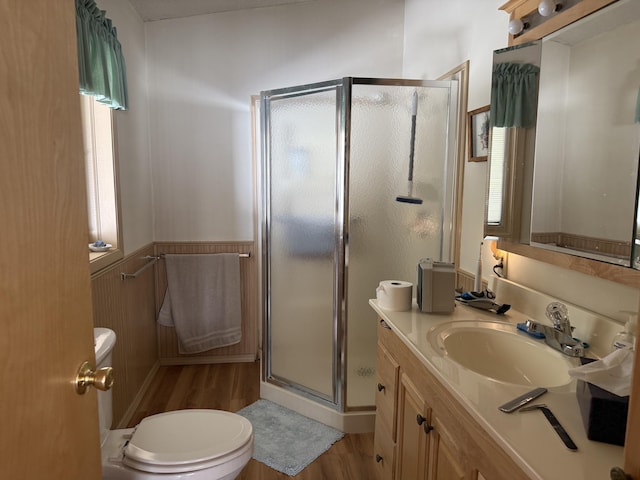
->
[122, 409, 253, 474]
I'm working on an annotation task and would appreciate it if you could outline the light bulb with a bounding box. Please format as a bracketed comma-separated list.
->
[538, 0, 557, 16]
[508, 18, 524, 35]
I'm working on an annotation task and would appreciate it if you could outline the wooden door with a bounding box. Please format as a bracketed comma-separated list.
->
[0, 1, 102, 479]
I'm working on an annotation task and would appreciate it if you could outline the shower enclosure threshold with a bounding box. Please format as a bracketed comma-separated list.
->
[260, 381, 375, 434]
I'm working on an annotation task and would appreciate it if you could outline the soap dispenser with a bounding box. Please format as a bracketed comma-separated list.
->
[611, 312, 637, 351]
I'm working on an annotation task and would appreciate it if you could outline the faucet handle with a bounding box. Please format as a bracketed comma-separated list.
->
[546, 302, 570, 330]
[562, 342, 584, 357]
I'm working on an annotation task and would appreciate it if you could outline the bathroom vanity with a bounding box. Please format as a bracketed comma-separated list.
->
[370, 299, 624, 480]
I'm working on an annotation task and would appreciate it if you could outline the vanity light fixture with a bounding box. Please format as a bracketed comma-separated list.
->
[538, 0, 562, 17]
[508, 1, 564, 36]
[508, 17, 529, 35]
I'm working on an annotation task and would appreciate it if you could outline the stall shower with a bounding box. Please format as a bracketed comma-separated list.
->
[261, 77, 459, 422]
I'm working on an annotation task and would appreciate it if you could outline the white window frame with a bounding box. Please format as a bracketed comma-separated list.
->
[80, 95, 123, 273]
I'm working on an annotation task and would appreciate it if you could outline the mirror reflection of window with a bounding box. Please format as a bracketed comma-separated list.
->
[485, 41, 541, 241]
[487, 128, 507, 226]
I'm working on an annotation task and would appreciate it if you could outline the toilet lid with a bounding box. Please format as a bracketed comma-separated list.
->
[123, 409, 253, 473]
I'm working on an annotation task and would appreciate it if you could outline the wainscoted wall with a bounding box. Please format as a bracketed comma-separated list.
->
[456, 270, 487, 294]
[154, 242, 259, 365]
[91, 244, 158, 428]
[90, 241, 259, 427]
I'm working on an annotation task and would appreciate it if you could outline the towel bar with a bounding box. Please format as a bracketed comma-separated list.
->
[121, 252, 251, 280]
[120, 256, 158, 280]
[158, 252, 251, 258]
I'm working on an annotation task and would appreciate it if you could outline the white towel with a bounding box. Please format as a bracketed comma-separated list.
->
[158, 253, 242, 354]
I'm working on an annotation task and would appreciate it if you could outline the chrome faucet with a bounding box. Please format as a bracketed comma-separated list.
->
[523, 302, 585, 357]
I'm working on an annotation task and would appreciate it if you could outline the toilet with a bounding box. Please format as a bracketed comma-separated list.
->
[94, 328, 254, 480]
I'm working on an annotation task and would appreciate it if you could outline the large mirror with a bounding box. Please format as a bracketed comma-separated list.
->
[486, 41, 541, 243]
[487, 0, 640, 269]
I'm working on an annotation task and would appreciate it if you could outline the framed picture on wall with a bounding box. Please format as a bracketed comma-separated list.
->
[467, 105, 490, 162]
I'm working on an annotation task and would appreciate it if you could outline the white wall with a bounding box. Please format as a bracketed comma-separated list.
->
[98, 0, 154, 255]
[145, 0, 405, 242]
[562, 19, 640, 240]
[532, 41, 568, 233]
[534, 21, 640, 240]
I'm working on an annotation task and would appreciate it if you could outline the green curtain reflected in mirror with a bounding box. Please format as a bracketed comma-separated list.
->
[490, 62, 540, 129]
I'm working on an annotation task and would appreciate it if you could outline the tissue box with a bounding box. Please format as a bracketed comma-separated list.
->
[576, 358, 629, 446]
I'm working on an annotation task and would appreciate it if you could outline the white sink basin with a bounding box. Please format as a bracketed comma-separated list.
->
[427, 320, 577, 387]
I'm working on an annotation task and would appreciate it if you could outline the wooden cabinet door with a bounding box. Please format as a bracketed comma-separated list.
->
[396, 373, 430, 480]
[429, 416, 466, 480]
[376, 342, 399, 439]
[374, 341, 400, 480]
[374, 422, 396, 480]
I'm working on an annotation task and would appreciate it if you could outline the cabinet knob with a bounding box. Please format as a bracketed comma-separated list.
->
[417, 414, 433, 433]
[377, 383, 385, 392]
[610, 467, 632, 480]
[375, 454, 383, 463]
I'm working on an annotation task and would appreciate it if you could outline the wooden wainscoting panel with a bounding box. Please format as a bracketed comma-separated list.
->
[154, 242, 258, 364]
[455, 269, 488, 293]
[531, 231, 631, 260]
[91, 244, 159, 426]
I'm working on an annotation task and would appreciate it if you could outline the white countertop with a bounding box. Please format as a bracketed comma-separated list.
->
[369, 299, 625, 480]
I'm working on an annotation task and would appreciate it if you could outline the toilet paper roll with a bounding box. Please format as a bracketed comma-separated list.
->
[376, 280, 413, 311]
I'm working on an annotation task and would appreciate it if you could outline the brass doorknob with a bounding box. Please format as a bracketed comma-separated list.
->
[75, 361, 114, 395]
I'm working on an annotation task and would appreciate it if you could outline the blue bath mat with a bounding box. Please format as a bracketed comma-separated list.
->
[237, 399, 344, 476]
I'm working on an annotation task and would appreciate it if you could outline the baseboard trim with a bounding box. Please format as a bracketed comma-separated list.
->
[116, 360, 160, 429]
[260, 381, 375, 434]
[159, 354, 257, 366]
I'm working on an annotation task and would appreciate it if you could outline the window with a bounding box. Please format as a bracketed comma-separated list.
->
[79, 95, 123, 273]
[485, 127, 526, 241]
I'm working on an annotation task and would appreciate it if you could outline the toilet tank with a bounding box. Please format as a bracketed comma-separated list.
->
[94, 327, 116, 446]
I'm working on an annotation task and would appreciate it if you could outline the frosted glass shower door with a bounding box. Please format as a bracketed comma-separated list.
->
[264, 84, 341, 402]
[346, 81, 457, 408]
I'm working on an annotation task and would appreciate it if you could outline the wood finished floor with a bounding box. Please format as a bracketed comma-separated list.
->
[128, 362, 376, 479]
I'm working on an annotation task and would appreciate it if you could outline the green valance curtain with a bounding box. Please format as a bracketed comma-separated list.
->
[490, 62, 539, 128]
[75, 0, 128, 110]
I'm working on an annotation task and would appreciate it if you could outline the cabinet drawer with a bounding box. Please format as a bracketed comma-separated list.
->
[374, 421, 396, 480]
[376, 341, 399, 439]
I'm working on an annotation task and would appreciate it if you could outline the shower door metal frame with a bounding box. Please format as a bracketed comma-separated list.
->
[261, 77, 459, 413]
[261, 79, 347, 410]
